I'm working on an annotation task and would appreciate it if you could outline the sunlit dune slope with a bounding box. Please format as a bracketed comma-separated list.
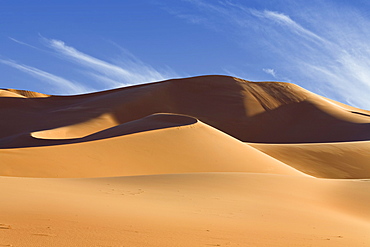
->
[251, 141, 370, 179]
[0, 114, 303, 178]
[0, 88, 49, 98]
[1, 173, 369, 247]
[1, 75, 369, 144]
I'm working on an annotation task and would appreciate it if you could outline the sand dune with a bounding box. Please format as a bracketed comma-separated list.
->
[1, 75, 370, 246]
[0, 114, 303, 178]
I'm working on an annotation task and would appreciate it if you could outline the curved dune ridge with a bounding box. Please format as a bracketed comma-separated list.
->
[1, 75, 370, 246]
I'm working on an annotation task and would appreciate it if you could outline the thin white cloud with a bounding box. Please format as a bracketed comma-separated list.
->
[8, 36, 61, 60]
[262, 68, 277, 78]
[42, 38, 178, 87]
[0, 59, 92, 94]
[251, 10, 328, 45]
[8, 37, 42, 50]
[46, 39, 133, 77]
[2, 35, 179, 93]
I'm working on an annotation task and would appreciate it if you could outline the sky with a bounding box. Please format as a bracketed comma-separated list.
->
[1, 0, 370, 109]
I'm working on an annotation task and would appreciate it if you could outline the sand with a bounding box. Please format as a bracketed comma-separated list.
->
[1, 173, 370, 247]
[251, 141, 370, 179]
[0, 75, 369, 246]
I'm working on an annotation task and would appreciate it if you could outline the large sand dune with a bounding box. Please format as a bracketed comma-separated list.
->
[1, 75, 370, 144]
[1, 75, 369, 246]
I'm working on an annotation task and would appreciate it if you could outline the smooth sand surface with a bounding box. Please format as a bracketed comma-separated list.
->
[251, 141, 370, 179]
[1, 173, 369, 247]
[1, 75, 369, 246]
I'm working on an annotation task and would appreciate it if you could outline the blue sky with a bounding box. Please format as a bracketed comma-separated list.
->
[1, 0, 370, 109]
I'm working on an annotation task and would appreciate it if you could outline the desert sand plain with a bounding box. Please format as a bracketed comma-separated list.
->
[1, 75, 370, 246]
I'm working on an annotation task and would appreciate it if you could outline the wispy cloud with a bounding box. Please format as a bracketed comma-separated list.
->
[250, 10, 328, 45]
[8, 37, 42, 51]
[0, 59, 91, 94]
[42, 38, 178, 87]
[262, 68, 277, 78]
[173, 0, 370, 109]
[6, 36, 179, 94]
